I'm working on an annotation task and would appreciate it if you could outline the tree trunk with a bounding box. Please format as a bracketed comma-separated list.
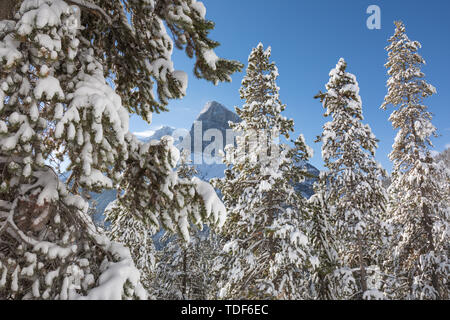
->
[422, 202, 441, 299]
[0, 0, 17, 20]
[357, 233, 368, 298]
[182, 248, 187, 299]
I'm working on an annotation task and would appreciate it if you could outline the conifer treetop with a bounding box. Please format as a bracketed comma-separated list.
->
[316, 58, 380, 166]
[382, 21, 437, 168]
[382, 21, 436, 111]
[233, 43, 293, 139]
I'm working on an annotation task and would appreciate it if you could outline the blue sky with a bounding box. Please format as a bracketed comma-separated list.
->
[130, 0, 450, 171]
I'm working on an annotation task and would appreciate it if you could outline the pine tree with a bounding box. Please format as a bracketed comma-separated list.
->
[0, 0, 240, 299]
[381, 21, 450, 299]
[105, 199, 158, 294]
[307, 182, 340, 300]
[214, 43, 313, 299]
[434, 147, 450, 172]
[153, 226, 221, 300]
[106, 134, 227, 243]
[106, 149, 214, 297]
[314, 58, 388, 299]
[146, 151, 222, 300]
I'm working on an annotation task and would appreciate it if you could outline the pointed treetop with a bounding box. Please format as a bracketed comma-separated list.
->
[255, 42, 271, 56]
[394, 20, 406, 33]
[316, 58, 363, 120]
[382, 21, 436, 111]
[335, 58, 347, 71]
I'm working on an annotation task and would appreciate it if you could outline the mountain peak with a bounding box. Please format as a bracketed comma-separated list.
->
[190, 101, 241, 155]
[197, 101, 233, 120]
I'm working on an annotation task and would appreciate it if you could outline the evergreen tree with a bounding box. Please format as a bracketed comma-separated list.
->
[434, 147, 450, 172]
[0, 0, 239, 299]
[105, 199, 158, 294]
[381, 21, 449, 299]
[307, 183, 340, 300]
[145, 151, 222, 300]
[106, 149, 214, 297]
[153, 226, 221, 300]
[214, 43, 313, 299]
[106, 134, 226, 244]
[314, 58, 388, 299]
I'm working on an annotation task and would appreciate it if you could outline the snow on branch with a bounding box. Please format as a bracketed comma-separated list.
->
[65, 0, 112, 25]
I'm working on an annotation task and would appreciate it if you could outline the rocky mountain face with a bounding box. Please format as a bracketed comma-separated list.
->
[294, 162, 320, 198]
[189, 101, 241, 156]
[89, 101, 319, 225]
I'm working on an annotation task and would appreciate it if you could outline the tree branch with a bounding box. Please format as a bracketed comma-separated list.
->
[65, 0, 112, 25]
[0, 0, 18, 20]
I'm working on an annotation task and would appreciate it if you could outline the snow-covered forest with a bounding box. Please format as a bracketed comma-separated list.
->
[0, 1, 448, 300]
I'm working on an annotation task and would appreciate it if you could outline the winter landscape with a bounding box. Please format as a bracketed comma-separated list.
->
[0, 0, 449, 301]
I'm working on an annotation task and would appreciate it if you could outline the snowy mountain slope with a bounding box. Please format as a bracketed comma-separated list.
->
[142, 126, 177, 141]
[194, 159, 227, 181]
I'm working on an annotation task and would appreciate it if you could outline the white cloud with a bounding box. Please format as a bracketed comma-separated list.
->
[133, 125, 168, 138]
[133, 130, 155, 138]
[445, 143, 450, 150]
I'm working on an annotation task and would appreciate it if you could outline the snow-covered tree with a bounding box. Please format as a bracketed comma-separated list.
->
[307, 183, 340, 300]
[106, 134, 226, 243]
[0, 0, 239, 299]
[105, 199, 158, 294]
[151, 151, 221, 300]
[213, 43, 313, 300]
[106, 148, 219, 296]
[381, 21, 450, 300]
[434, 147, 450, 170]
[153, 226, 221, 300]
[314, 58, 388, 299]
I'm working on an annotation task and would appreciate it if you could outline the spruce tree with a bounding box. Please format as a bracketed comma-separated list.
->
[105, 199, 158, 294]
[434, 147, 450, 171]
[148, 151, 222, 300]
[153, 226, 221, 300]
[381, 21, 449, 299]
[307, 183, 340, 300]
[0, 0, 239, 299]
[214, 43, 313, 299]
[106, 149, 216, 297]
[314, 58, 388, 299]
